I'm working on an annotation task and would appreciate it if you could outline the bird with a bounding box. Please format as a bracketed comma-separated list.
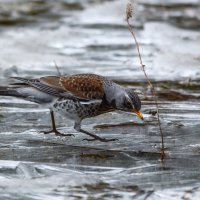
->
[0, 73, 143, 142]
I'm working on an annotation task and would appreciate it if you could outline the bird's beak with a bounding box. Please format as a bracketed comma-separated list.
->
[133, 109, 144, 120]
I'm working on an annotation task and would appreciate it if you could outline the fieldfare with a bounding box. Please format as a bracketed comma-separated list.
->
[0, 73, 143, 142]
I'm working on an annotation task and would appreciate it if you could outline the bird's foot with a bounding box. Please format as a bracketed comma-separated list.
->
[79, 128, 118, 142]
[83, 137, 118, 142]
[40, 129, 74, 137]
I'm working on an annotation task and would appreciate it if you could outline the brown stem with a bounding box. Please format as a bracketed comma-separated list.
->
[53, 61, 62, 76]
[126, 3, 165, 161]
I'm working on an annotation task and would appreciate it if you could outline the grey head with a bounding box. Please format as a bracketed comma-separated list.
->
[108, 86, 143, 120]
[125, 88, 141, 111]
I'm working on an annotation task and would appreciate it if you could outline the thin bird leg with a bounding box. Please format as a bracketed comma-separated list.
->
[41, 110, 74, 137]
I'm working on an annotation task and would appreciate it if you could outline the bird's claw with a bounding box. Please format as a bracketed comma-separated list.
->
[82, 137, 118, 142]
[40, 130, 75, 137]
[57, 133, 75, 137]
[40, 130, 55, 135]
[82, 138, 96, 142]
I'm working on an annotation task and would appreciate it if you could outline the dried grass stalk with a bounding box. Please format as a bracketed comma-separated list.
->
[53, 61, 62, 76]
[126, 2, 165, 160]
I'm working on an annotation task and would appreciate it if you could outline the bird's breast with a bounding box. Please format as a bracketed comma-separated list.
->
[52, 98, 113, 120]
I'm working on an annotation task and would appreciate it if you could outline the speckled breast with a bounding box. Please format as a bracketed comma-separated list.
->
[52, 98, 114, 120]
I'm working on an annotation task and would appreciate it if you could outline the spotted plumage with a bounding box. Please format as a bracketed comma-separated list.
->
[0, 73, 143, 142]
[60, 74, 105, 99]
[53, 97, 114, 120]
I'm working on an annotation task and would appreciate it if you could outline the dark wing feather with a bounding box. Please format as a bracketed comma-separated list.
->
[11, 76, 65, 97]
[11, 76, 91, 101]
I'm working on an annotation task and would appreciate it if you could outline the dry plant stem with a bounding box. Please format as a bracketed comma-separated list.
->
[126, 4, 165, 160]
[53, 61, 62, 76]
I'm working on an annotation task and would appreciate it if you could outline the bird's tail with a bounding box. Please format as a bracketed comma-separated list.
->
[0, 86, 56, 104]
[0, 87, 22, 98]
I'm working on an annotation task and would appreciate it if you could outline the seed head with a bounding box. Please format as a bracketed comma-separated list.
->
[126, 2, 133, 20]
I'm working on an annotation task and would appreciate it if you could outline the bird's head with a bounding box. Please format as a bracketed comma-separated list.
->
[114, 88, 143, 120]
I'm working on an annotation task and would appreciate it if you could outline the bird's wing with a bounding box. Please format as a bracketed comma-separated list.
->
[11, 76, 65, 97]
[11, 74, 106, 101]
[59, 74, 105, 100]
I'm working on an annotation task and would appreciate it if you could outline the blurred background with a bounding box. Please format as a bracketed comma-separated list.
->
[0, 0, 200, 199]
[0, 0, 199, 81]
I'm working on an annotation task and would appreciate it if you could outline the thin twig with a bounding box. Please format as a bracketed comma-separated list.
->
[53, 61, 62, 76]
[126, 2, 165, 160]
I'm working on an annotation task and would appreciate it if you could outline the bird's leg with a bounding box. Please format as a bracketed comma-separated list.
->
[74, 121, 118, 142]
[41, 110, 74, 137]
